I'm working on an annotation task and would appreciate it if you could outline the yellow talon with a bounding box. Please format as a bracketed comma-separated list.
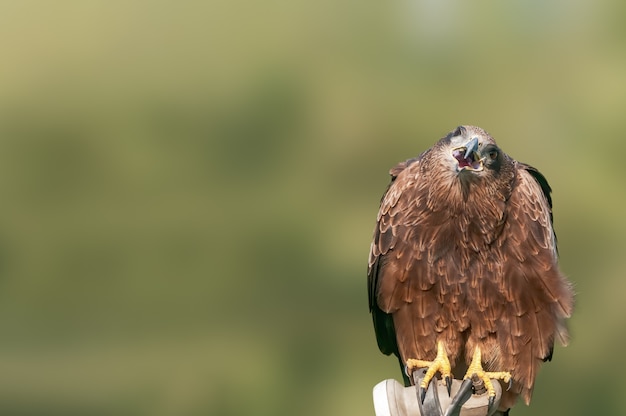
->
[406, 340, 452, 392]
[464, 346, 511, 400]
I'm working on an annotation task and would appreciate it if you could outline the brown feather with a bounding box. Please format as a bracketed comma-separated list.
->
[368, 126, 574, 411]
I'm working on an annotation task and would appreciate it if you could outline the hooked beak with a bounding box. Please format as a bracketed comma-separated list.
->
[464, 137, 479, 159]
[453, 137, 484, 172]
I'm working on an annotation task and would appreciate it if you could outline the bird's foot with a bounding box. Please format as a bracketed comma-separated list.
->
[463, 346, 511, 409]
[406, 340, 452, 402]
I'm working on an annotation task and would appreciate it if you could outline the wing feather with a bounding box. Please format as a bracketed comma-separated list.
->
[368, 151, 449, 372]
[368, 156, 423, 363]
[496, 164, 574, 404]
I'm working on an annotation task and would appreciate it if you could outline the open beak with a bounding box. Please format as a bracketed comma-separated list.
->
[453, 138, 484, 171]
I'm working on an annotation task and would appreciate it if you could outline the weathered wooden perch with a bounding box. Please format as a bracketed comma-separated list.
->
[373, 369, 507, 416]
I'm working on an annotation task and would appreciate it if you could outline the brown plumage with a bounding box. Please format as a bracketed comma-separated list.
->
[368, 125, 574, 411]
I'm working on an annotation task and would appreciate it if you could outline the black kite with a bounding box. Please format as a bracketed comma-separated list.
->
[368, 126, 574, 412]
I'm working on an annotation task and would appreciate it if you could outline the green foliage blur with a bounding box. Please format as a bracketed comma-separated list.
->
[0, 1, 624, 415]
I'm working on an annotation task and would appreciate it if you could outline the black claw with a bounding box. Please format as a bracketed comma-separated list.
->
[507, 378, 513, 391]
[444, 379, 473, 416]
[488, 395, 495, 410]
[445, 376, 452, 396]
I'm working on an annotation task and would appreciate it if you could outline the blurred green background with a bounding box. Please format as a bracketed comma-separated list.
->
[0, 1, 624, 415]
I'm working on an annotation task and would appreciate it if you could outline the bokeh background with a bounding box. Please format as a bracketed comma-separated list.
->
[0, 1, 624, 415]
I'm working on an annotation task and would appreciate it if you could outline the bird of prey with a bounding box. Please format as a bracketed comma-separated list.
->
[367, 126, 574, 412]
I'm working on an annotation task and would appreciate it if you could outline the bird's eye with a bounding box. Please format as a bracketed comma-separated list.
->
[488, 151, 498, 160]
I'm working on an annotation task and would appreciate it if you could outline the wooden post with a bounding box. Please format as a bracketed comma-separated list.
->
[373, 373, 506, 416]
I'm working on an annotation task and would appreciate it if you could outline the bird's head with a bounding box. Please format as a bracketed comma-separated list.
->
[421, 125, 515, 211]
[444, 125, 503, 177]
